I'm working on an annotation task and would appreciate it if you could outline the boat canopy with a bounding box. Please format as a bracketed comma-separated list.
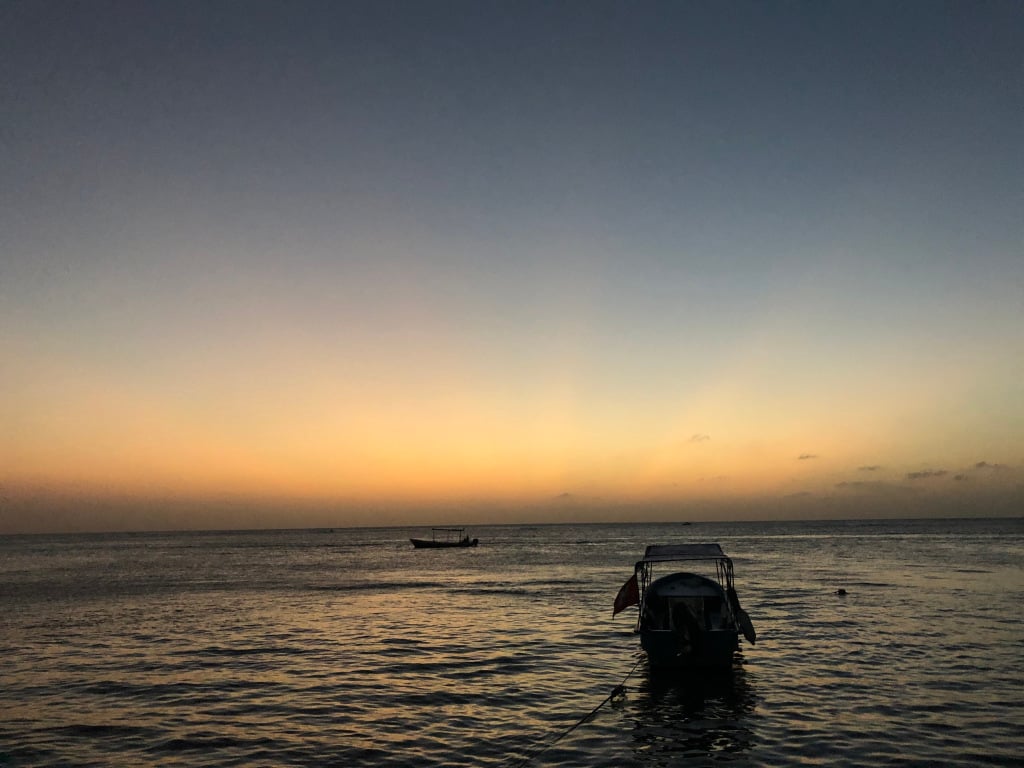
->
[647, 571, 725, 598]
[641, 543, 728, 563]
[634, 543, 736, 603]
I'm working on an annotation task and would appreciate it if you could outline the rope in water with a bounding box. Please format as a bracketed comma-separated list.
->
[505, 656, 643, 768]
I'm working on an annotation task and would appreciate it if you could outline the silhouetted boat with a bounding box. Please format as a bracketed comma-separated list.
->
[410, 527, 479, 549]
[614, 543, 755, 669]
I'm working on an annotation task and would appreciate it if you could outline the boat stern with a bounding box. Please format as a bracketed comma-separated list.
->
[641, 628, 739, 669]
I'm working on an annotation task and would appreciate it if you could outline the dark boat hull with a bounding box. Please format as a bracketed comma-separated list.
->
[410, 538, 479, 549]
[640, 627, 739, 669]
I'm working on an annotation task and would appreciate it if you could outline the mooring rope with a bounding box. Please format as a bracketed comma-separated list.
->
[505, 656, 643, 768]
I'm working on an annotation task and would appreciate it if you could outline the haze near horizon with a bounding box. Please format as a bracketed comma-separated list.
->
[2, 1, 1022, 533]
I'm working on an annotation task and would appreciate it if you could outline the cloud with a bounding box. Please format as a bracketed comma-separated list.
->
[797, 454, 818, 460]
[906, 469, 948, 480]
[974, 461, 1007, 471]
[858, 465, 881, 472]
[689, 433, 711, 443]
[955, 461, 1019, 484]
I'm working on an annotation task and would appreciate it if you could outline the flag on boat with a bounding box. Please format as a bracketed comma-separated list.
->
[612, 573, 639, 616]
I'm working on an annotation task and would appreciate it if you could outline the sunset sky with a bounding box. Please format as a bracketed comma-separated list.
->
[2, 1, 1022, 532]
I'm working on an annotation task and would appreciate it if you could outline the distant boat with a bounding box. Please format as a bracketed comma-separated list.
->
[410, 527, 479, 549]
[614, 543, 755, 669]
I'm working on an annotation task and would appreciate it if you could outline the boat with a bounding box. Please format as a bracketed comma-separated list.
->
[410, 527, 479, 549]
[613, 543, 755, 669]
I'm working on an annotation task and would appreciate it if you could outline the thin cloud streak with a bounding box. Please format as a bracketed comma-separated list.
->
[906, 470, 948, 480]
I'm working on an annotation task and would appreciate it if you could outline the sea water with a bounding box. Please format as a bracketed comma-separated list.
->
[1, 518, 1022, 766]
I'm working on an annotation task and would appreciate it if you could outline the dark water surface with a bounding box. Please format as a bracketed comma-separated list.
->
[2, 518, 1022, 766]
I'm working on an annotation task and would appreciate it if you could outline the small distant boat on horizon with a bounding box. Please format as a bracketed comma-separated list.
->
[410, 527, 479, 549]
[613, 542, 755, 669]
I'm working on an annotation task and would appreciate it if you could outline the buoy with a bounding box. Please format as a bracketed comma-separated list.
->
[836, 588, 847, 596]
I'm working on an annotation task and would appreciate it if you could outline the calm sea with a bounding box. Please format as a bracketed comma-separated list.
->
[2, 518, 1022, 767]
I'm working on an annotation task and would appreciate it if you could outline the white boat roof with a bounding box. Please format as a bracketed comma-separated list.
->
[641, 543, 728, 562]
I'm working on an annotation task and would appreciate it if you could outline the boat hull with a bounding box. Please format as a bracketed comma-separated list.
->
[409, 538, 478, 549]
[640, 627, 739, 669]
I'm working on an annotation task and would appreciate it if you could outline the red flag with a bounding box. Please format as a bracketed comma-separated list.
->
[613, 573, 639, 616]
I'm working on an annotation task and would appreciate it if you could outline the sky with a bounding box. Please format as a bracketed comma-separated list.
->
[2, 1, 1022, 533]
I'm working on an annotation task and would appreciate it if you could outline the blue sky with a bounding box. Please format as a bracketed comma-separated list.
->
[2, 1, 1022, 532]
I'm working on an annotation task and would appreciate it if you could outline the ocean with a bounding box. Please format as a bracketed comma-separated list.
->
[1, 517, 1021, 767]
